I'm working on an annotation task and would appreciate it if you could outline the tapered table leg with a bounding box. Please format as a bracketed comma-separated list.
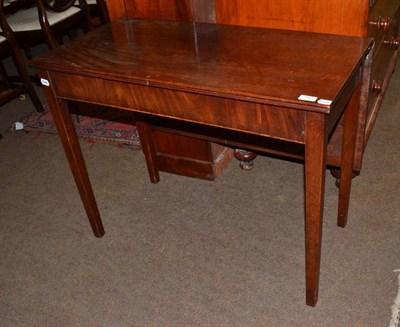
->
[304, 112, 327, 307]
[40, 73, 105, 238]
[337, 85, 360, 227]
[136, 121, 160, 184]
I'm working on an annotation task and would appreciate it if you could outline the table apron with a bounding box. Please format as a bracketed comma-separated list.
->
[48, 72, 307, 143]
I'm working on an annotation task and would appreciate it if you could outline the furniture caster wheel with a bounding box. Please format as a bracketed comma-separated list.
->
[330, 168, 359, 188]
[234, 149, 257, 170]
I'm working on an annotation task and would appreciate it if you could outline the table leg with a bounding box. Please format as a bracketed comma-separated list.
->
[41, 74, 105, 238]
[304, 112, 327, 307]
[337, 85, 360, 227]
[136, 121, 160, 184]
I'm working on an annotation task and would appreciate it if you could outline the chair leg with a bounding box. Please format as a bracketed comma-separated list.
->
[25, 83, 44, 113]
[11, 46, 44, 112]
[0, 60, 10, 88]
[56, 36, 64, 46]
[22, 45, 33, 60]
[67, 30, 78, 41]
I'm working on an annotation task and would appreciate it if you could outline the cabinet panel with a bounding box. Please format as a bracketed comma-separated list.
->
[365, 5, 400, 148]
[368, 0, 400, 53]
[124, 0, 193, 21]
[215, 0, 369, 36]
[105, 0, 126, 20]
[369, 43, 395, 118]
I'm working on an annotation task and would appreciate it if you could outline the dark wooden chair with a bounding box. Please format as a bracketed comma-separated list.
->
[84, 0, 109, 25]
[0, 0, 43, 112]
[5, 0, 92, 55]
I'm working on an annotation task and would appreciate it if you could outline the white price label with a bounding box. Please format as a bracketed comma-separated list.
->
[298, 95, 317, 102]
[317, 99, 332, 105]
[40, 78, 50, 86]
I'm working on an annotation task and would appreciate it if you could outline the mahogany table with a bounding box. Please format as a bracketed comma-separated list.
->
[31, 18, 373, 306]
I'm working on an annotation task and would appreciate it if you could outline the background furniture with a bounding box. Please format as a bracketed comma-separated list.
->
[106, 0, 234, 181]
[0, 0, 43, 111]
[215, 0, 400, 177]
[106, 0, 400, 180]
[84, 0, 109, 25]
[36, 0, 92, 50]
[6, 0, 92, 56]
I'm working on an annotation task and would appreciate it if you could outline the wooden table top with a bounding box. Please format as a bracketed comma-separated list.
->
[31, 18, 372, 112]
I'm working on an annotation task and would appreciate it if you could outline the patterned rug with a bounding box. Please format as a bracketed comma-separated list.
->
[20, 104, 141, 150]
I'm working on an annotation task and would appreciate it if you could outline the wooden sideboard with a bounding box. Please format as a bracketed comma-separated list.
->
[106, 0, 234, 181]
[106, 0, 400, 178]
